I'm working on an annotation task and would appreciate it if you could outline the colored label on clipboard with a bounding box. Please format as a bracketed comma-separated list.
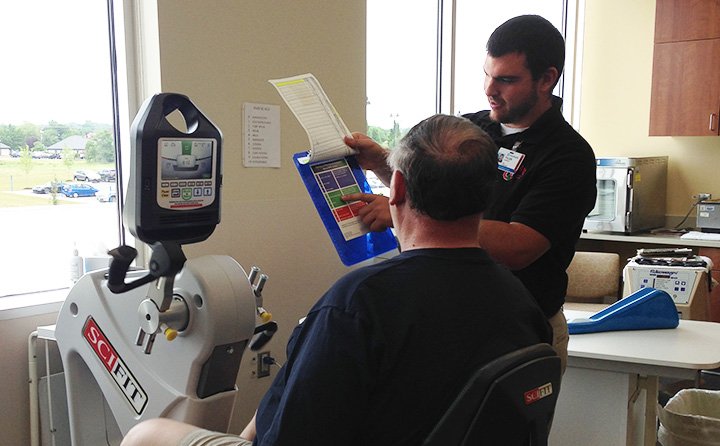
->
[310, 159, 367, 241]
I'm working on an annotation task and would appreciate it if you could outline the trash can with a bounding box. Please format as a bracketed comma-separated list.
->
[658, 389, 720, 445]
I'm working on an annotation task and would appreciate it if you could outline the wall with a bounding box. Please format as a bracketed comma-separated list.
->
[579, 0, 720, 219]
[0, 310, 59, 446]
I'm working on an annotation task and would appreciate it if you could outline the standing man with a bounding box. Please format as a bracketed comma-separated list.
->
[121, 114, 552, 446]
[343, 15, 597, 371]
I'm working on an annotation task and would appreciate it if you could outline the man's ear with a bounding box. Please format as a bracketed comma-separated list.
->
[539, 67, 559, 95]
[388, 170, 406, 206]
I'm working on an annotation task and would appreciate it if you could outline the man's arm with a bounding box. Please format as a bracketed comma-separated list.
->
[340, 132, 394, 231]
[478, 220, 550, 270]
[344, 133, 392, 185]
[240, 412, 257, 441]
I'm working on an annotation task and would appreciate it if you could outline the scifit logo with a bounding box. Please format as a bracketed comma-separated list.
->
[524, 382, 553, 405]
[83, 317, 148, 414]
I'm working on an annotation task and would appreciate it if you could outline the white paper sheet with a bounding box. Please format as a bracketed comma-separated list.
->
[680, 230, 720, 241]
[269, 73, 356, 164]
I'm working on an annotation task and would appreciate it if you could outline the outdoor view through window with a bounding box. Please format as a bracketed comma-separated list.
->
[366, 0, 566, 150]
[0, 1, 121, 298]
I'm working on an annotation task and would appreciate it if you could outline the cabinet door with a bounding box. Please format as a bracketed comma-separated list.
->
[698, 247, 720, 322]
[649, 39, 720, 136]
[655, 0, 720, 43]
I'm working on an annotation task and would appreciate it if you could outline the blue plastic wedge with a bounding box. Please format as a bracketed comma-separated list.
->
[567, 288, 680, 335]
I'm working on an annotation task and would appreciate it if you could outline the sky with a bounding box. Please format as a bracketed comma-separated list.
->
[365, 0, 438, 130]
[366, 0, 563, 130]
[0, 0, 113, 125]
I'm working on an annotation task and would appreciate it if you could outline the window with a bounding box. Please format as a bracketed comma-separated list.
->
[0, 0, 131, 298]
[367, 0, 581, 144]
[453, 1, 567, 116]
[366, 0, 439, 145]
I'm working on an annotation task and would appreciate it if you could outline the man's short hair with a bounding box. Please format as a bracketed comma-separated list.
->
[487, 14, 565, 87]
[387, 114, 497, 221]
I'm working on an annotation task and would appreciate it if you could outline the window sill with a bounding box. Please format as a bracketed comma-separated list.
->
[0, 288, 67, 321]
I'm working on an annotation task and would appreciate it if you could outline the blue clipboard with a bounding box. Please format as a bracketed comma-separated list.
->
[293, 152, 398, 266]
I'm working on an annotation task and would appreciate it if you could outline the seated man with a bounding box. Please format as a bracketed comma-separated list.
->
[121, 114, 552, 446]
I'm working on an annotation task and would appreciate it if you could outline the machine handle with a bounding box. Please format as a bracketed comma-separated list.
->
[106, 242, 186, 295]
[107, 245, 154, 293]
[250, 321, 278, 351]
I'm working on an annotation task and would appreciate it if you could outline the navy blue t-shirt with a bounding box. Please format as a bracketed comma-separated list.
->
[253, 248, 551, 446]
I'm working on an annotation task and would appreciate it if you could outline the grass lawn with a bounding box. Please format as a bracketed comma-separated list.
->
[0, 157, 114, 207]
[0, 191, 74, 207]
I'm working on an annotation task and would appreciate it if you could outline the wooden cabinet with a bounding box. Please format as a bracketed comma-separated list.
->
[649, 39, 720, 135]
[699, 247, 720, 322]
[649, 0, 720, 136]
[654, 0, 720, 43]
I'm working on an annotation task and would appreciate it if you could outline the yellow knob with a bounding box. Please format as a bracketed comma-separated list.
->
[164, 327, 178, 341]
[260, 311, 272, 323]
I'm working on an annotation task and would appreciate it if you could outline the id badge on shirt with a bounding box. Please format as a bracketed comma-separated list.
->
[497, 147, 525, 176]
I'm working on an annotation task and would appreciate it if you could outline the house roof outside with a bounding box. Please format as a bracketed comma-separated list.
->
[47, 135, 87, 152]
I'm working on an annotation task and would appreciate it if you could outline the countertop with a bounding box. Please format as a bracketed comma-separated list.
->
[580, 230, 720, 248]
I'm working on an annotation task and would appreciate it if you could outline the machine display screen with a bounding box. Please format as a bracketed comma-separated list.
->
[159, 139, 214, 180]
[156, 138, 217, 210]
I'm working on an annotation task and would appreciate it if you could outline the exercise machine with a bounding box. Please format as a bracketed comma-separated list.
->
[52, 93, 275, 445]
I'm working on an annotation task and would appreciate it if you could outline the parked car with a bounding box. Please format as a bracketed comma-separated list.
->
[32, 182, 64, 194]
[98, 169, 117, 182]
[73, 170, 101, 182]
[96, 185, 117, 202]
[31, 151, 52, 159]
[61, 183, 98, 198]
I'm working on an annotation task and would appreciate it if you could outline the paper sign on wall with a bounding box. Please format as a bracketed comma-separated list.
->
[243, 102, 280, 168]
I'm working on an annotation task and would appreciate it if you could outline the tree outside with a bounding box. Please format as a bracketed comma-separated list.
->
[19, 146, 33, 174]
[367, 124, 408, 150]
[84, 130, 115, 163]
